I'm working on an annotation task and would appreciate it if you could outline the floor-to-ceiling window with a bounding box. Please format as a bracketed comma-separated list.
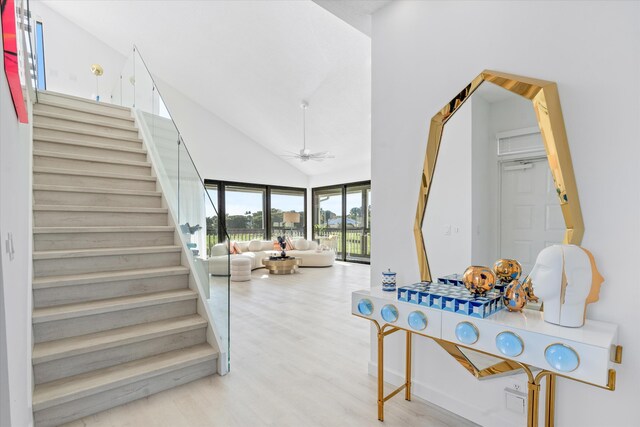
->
[205, 181, 307, 251]
[270, 188, 306, 239]
[312, 181, 371, 263]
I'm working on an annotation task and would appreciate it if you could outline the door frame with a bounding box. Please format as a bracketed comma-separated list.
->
[495, 127, 546, 260]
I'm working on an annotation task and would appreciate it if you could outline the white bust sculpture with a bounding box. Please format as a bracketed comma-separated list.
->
[528, 244, 604, 327]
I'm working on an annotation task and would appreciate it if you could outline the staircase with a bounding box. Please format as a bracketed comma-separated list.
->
[31, 91, 217, 427]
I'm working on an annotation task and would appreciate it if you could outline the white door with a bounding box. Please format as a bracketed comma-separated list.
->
[499, 158, 565, 275]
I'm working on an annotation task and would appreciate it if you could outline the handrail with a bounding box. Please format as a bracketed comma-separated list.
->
[131, 45, 229, 240]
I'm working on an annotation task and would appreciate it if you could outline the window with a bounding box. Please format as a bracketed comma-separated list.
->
[312, 181, 371, 263]
[270, 188, 305, 239]
[35, 21, 46, 90]
[224, 185, 266, 241]
[205, 180, 307, 247]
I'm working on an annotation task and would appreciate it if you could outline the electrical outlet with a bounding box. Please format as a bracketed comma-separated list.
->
[510, 380, 526, 393]
[504, 387, 527, 415]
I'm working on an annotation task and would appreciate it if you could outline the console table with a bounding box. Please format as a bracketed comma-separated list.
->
[351, 288, 622, 427]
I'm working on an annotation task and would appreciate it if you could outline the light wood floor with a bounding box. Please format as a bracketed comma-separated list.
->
[63, 262, 477, 427]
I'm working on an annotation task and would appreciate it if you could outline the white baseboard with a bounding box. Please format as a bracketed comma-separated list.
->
[368, 362, 521, 427]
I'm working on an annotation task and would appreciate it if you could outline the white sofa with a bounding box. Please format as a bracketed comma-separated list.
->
[208, 238, 335, 276]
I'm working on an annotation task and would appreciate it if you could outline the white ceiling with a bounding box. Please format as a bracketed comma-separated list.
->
[41, 0, 373, 177]
[312, 0, 393, 36]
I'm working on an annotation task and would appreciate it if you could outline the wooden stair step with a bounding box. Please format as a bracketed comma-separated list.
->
[33, 150, 150, 167]
[33, 315, 207, 364]
[32, 344, 216, 411]
[33, 184, 161, 197]
[33, 110, 138, 131]
[33, 123, 141, 142]
[32, 266, 190, 289]
[33, 245, 181, 260]
[35, 99, 135, 122]
[33, 205, 167, 213]
[34, 135, 146, 154]
[32, 289, 197, 323]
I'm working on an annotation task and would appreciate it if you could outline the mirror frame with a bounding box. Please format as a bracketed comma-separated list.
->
[414, 70, 584, 281]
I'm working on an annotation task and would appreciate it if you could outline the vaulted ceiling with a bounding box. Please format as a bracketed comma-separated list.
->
[41, 0, 382, 177]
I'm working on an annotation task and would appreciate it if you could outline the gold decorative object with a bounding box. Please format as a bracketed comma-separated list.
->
[90, 63, 104, 76]
[462, 266, 496, 296]
[522, 276, 539, 303]
[414, 70, 584, 282]
[503, 280, 528, 312]
[493, 259, 522, 284]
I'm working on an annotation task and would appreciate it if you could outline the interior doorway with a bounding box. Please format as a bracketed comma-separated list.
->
[498, 157, 565, 275]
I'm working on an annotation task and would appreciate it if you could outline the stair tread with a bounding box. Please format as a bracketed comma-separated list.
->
[34, 135, 146, 154]
[33, 205, 167, 213]
[34, 123, 141, 142]
[33, 166, 155, 182]
[33, 150, 150, 167]
[34, 226, 174, 234]
[35, 99, 135, 121]
[34, 110, 138, 132]
[33, 245, 181, 260]
[32, 289, 197, 323]
[33, 315, 207, 364]
[33, 184, 161, 197]
[33, 343, 216, 411]
[33, 266, 190, 289]
[38, 90, 132, 112]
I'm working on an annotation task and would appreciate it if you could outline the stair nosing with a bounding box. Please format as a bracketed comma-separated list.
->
[33, 167, 156, 182]
[33, 245, 182, 260]
[33, 150, 151, 167]
[32, 266, 190, 289]
[34, 136, 147, 155]
[34, 226, 174, 234]
[33, 123, 142, 143]
[32, 315, 207, 364]
[32, 289, 197, 324]
[35, 99, 135, 121]
[37, 90, 133, 112]
[33, 205, 167, 213]
[33, 184, 161, 197]
[32, 344, 216, 411]
[34, 110, 138, 132]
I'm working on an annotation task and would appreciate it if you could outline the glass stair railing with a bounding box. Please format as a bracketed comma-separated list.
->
[111, 46, 231, 373]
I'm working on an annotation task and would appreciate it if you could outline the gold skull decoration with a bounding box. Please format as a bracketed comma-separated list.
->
[462, 266, 496, 296]
[493, 259, 522, 284]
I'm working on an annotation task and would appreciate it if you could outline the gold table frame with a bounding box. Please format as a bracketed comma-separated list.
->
[355, 314, 621, 427]
[262, 257, 300, 275]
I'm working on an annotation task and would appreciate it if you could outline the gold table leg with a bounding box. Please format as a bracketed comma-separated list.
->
[405, 331, 412, 401]
[377, 329, 384, 421]
[527, 380, 540, 427]
[545, 374, 556, 427]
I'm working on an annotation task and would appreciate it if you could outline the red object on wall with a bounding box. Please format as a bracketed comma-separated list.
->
[1, 0, 28, 124]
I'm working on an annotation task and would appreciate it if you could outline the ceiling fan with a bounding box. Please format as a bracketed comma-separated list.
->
[283, 101, 334, 162]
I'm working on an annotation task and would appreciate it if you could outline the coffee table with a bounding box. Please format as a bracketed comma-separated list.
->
[262, 257, 300, 275]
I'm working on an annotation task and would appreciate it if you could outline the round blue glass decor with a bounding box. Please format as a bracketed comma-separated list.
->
[357, 299, 373, 316]
[381, 304, 399, 323]
[408, 311, 427, 331]
[495, 331, 524, 357]
[545, 343, 579, 372]
[455, 322, 479, 345]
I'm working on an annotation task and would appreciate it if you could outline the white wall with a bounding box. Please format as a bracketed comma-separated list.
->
[30, 1, 126, 101]
[371, 2, 640, 426]
[156, 79, 309, 190]
[0, 29, 34, 427]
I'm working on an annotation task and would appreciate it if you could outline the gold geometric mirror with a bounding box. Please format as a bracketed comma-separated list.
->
[414, 70, 584, 282]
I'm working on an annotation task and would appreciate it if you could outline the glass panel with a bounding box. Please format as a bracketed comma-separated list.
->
[346, 183, 371, 261]
[271, 188, 305, 239]
[35, 21, 45, 90]
[225, 185, 266, 242]
[116, 47, 230, 373]
[313, 187, 342, 259]
[206, 187, 219, 255]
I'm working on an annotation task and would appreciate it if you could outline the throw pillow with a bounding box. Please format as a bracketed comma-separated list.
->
[308, 241, 318, 250]
[294, 238, 309, 250]
[233, 241, 242, 254]
[248, 240, 262, 252]
[285, 236, 295, 251]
